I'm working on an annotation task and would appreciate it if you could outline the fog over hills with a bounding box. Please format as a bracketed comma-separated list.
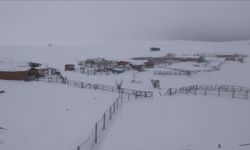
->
[0, 1, 250, 46]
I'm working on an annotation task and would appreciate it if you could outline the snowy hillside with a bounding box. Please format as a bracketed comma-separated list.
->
[1, 40, 250, 150]
[0, 81, 119, 150]
[99, 95, 250, 150]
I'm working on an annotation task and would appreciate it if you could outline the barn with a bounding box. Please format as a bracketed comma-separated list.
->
[65, 64, 75, 71]
[129, 61, 145, 72]
[0, 59, 46, 81]
[0, 68, 40, 81]
[216, 54, 246, 63]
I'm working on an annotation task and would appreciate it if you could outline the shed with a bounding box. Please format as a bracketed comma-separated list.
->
[65, 64, 75, 71]
[0, 60, 42, 80]
[144, 61, 154, 68]
[0, 68, 40, 81]
[150, 47, 160, 51]
[112, 68, 125, 74]
[117, 61, 130, 66]
[0, 71, 28, 80]
[174, 56, 205, 63]
[129, 60, 145, 72]
[130, 64, 144, 72]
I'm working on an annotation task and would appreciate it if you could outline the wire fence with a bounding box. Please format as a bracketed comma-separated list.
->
[77, 93, 128, 150]
[155, 62, 224, 75]
[36, 76, 153, 150]
[154, 70, 192, 76]
[36, 76, 153, 98]
[164, 84, 249, 100]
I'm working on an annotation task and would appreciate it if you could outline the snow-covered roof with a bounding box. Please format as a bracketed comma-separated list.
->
[129, 60, 146, 65]
[0, 58, 29, 71]
[0, 58, 44, 72]
[174, 55, 202, 59]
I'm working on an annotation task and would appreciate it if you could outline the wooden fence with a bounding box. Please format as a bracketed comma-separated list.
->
[164, 84, 249, 100]
[154, 70, 192, 76]
[36, 76, 153, 150]
[36, 76, 153, 98]
[156, 62, 224, 75]
[77, 94, 129, 150]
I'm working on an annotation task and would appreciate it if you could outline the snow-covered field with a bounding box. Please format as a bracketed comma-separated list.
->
[0, 81, 119, 150]
[99, 95, 250, 150]
[1, 40, 250, 150]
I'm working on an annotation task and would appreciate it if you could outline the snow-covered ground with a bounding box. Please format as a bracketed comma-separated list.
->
[99, 95, 250, 150]
[1, 40, 250, 150]
[0, 80, 119, 150]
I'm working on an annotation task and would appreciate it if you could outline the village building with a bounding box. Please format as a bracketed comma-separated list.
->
[173, 55, 205, 63]
[131, 54, 205, 65]
[129, 60, 146, 72]
[144, 61, 154, 68]
[216, 54, 247, 63]
[37, 67, 60, 77]
[65, 64, 75, 71]
[150, 47, 160, 51]
[0, 59, 59, 80]
[0, 67, 41, 81]
[76, 58, 130, 74]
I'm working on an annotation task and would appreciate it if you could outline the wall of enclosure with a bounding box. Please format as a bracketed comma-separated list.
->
[36, 76, 153, 98]
[164, 84, 249, 100]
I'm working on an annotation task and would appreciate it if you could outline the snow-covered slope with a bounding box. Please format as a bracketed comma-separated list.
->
[0, 80, 119, 150]
[1, 40, 250, 150]
[1, 40, 250, 68]
[99, 95, 250, 150]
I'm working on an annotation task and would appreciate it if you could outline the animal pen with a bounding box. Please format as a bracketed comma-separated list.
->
[35, 76, 153, 150]
[165, 84, 249, 100]
[36, 76, 153, 98]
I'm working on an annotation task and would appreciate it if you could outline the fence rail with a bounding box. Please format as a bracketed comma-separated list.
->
[157, 62, 224, 75]
[77, 94, 126, 150]
[164, 84, 249, 100]
[76, 84, 153, 150]
[36, 76, 153, 98]
[154, 70, 192, 76]
[36, 76, 153, 150]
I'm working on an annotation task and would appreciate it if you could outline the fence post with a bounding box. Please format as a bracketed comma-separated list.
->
[128, 94, 130, 101]
[194, 87, 197, 95]
[169, 88, 172, 96]
[116, 98, 119, 108]
[121, 93, 123, 102]
[232, 90, 235, 98]
[246, 91, 249, 100]
[218, 88, 221, 97]
[77, 146, 80, 150]
[204, 88, 207, 96]
[113, 102, 115, 114]
[95, 123, 98, 143]
[103, 113, 106, 130]
[109, 106, 112, 120]
[81, 82, 83, 88]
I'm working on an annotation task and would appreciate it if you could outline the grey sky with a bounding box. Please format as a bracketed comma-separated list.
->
[0, 1, 250, 46]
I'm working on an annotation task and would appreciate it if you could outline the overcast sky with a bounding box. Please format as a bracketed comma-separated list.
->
[0, 1, 250, 46]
